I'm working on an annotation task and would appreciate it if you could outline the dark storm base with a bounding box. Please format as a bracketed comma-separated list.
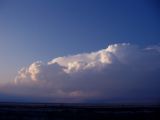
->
[0, 103, 159, 120]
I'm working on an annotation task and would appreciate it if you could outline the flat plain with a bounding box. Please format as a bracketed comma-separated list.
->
[0, 102, 159, 120]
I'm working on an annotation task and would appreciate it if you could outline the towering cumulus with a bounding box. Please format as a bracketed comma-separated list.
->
[13, 43, 160, 103]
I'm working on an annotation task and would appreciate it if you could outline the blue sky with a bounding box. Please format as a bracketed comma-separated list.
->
[0, 0, 160, 103]
[0, 0, 159, 82]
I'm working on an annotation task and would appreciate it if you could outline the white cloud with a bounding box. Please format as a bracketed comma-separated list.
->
[4, 43, 160, 103]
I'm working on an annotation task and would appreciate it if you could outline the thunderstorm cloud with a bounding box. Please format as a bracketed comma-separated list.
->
[1, 43, 160, 103]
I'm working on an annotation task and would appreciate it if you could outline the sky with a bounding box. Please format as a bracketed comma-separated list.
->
[0, 0, 160, 103]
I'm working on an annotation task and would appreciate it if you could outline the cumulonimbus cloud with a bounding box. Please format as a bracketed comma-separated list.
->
[3, 43, 160, 103]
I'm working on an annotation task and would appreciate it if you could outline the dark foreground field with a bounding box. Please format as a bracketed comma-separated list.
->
[0, 103, 159, 120]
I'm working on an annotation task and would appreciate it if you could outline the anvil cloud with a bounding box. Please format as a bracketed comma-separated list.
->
[3, 43, 160, 103]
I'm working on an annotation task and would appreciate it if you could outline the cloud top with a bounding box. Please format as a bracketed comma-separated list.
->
[11, 43, 160, 103]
